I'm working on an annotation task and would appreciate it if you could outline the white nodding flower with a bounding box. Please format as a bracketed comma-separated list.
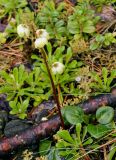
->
[34, 37, 48, 48]
[52, 62, 65, 75]
[17, 24, 30, 38]
[36, 29, 49, 40]
[75, 76, 81, 82]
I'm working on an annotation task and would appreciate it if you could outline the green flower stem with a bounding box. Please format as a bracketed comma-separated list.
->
[40, 48, 65, 129]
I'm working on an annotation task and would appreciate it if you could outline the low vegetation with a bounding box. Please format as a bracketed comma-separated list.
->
[0, 0, 116, 159]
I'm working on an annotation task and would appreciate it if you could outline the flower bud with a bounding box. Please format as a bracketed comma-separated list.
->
[36, 29, 49, 40]
[34, 37, 48, 48]
[52, 62, 65, 75]
[17, 24, 30, 38]
[75, 76, 81, 82]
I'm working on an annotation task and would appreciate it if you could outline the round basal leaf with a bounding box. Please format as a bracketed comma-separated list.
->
[87, 124, 111, 139]
[96, 106, 114, 124]
[64, 106, 84, 125]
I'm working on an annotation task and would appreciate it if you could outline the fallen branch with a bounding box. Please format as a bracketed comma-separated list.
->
[78, 88, 116, 114]
[0, 115, 61, 157]
[0, 88, 115, 157]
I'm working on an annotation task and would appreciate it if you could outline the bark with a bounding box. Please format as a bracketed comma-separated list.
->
[78, 93, 116, 114]
[0, 115, 61, 156]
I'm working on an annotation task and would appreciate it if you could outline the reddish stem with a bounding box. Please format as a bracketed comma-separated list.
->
[40, 48, 65, 129]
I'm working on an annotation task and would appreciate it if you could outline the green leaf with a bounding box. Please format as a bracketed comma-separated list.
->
[47, 148, 61, 160]
[57, 130, 75, 144]
[68, 20, 80, 34]
[39, 140, 52, 156]
[31, 54, 41, 61]
[18, 65, 25, 84]
[65, 47, 72, 64]
[87, 124, 111, 139]
[0, 85, 13, 94]
[54, 46, 65, 60]
[104, 40, 110, 46]
[83, 137, 93, 146]
[19, 113, 27, 119]
[55, 20, 64, 28]
[91, 72, 102, 85]
[83, 21, 95, 33]
[47, 42, 52, 55]
[90, 42, 100, 50]
[102, 67, 108, 86]
[64, 106, 84, 125]
[76, 123, 81, 143]
[56, 140, 72, 148]
[27, 72, 34, 85]
[13, 67, 18, 83]
[9, 100, 17, 109]
[108, 144, 116, 160]
[111, 70, 116, 78]
[96, 106, 114, 124]
[59, 74, 70, 83]
[82, 126, 87, 142]
[56, 27, 66, 35]
[22, 98, 29, 110]
[96, 34, 104, 42]
[0, 70, 10, 81]
[68, 60, 77, 69]
[34, 67, 40, 82]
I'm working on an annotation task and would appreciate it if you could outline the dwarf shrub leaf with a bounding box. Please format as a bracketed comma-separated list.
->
[64, 106, 84, 125]
[57, 130, 75, 144]
[96, 106, 114, 124]
[87, 124, 111, 139]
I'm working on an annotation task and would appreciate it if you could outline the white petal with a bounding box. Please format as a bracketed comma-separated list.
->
[75, 76, 81, 82]
[34, 37, 48, 48]
[36, 29, 49, 40]
[52, 62, 65, 75]
[17, 24, 30, 38]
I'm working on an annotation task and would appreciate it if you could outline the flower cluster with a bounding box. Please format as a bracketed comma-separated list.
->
[17, 25, 65, 74]
[34, 29, 49, 49]
[17, 24, 50, 48]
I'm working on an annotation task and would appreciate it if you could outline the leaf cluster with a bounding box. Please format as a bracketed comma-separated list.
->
[38, 104, 115, 159]
[0, 0, 27, 18]
[90, 0, 116, 7]
[32, 43, 83, 103]
[35, 0, 67, 40]
[90, 67, 116, 93]
[67, 2, 98, 35]
[90, 33, 116, 50]
[0, 65, 48, 118]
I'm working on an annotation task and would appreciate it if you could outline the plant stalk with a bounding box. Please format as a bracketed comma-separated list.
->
[40, 48, 65, 129]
